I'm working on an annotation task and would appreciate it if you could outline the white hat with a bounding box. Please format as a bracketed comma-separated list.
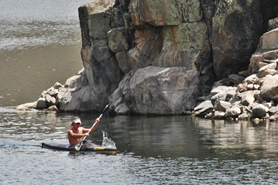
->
[72, 118, 82, 126]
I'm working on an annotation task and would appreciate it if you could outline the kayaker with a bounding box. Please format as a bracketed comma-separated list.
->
[68, 116, 100, 146]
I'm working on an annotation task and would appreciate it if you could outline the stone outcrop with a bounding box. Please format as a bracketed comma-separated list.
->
[17, 0, 278, 115]
[109, 66, 200, 114]
[193, 25, 278, 121]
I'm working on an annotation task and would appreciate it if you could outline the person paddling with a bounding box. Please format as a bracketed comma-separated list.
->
[68, 116, 100, 147]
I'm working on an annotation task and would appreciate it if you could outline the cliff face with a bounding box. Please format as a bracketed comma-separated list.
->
[71, 0, 278, 114]
[19, 0, 278, 114]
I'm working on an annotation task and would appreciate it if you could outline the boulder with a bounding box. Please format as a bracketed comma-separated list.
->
[46, 87, 59, 97]
[109, 66, 200, 114]
[268, 106, 278, 115]
[268, 18, 278, 31]
[214, 100, 231, 112]
[213, 111, 225, 119]
[228, 74, 245, 85]
[260, 75, 278, 101]
[258, 28, 278, 52]
[239, 91, 256, 106]
[249, 54, 264, 74]
[53, 82, 62, 89]
[45, 94, 56, 106]
[272, 95, 278, 103]
[251, 104, 269, 119]
[210, 86, 237, 105]
[243, 74, 261, 85]
[238, 111, 250, 120]
[211, 86, 237, 96]
[225, 105, 242, 118]
[36, 98, 48, 109]
[258, 63, 277, 78]
[193, 100, 213, 116]
[48, 105, 58, 111]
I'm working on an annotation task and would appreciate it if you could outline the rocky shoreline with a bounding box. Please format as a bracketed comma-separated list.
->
[16, 0, 278, 122]
[194, 26, 278, 122]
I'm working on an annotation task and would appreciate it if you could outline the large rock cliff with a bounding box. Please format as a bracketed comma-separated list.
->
[17, 0, 278, 115]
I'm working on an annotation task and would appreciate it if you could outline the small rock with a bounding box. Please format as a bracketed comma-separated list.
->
[252, 118, 263, 124]
[258, 63, 277, 78]
[213, 111, 225, 119]
[238, 111, 250, 120]
[48, 105, 58, 111]
[229, 74, 245, 85]
[214, 100, 231, 112]
[225, 105, 242, 117]
[193, 100, 213, 116]
[36, 97, 48, 109]
[45, 94, 56, 106]
[53, 82, 63, 89]
[269, 114, 278, 121]
[251, 104, 269, 119]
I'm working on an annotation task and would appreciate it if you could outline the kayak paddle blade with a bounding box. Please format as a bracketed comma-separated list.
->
[75, 142, 83, 151]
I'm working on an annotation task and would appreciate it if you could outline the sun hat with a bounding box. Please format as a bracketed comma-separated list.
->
[71, 117, 82, 126]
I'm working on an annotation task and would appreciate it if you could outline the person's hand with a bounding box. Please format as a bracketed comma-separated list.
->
[96, 118, 100, 124]
[84, 133, 89, 136]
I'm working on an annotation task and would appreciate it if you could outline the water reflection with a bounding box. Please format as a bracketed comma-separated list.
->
[109, 115, 203, 158]
[0, 108, 70, 141]
[193, 117, 278, 159]
[1, 108, 278, 160]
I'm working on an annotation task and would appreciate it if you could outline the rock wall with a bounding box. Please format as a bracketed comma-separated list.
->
[17, 0, 278, 115]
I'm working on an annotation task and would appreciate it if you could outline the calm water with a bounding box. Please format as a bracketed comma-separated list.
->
[1, 109, 278, 184]
[2, 0, 278, 184]
[0, 0, 93, 106]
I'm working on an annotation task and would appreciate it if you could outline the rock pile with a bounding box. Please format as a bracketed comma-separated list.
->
[16, 69, 97, 111]
[193, 27, 278, 122]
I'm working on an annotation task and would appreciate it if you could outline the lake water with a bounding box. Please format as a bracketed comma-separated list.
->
[2, 0, 278, 184]
[1, 109, 278, 184]
[0, 0, 93, 106]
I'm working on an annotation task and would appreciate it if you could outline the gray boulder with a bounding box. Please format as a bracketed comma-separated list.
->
[260, 75, 278, 101]
[36, 98, 48, 109]
[251, 104, 269, 119]
[225, 105, 242, 118]
[109, 66, 200, 114]
[193, 100, 213, 116]
[214, 100, 231, 112]
[210, 86, 237, 105]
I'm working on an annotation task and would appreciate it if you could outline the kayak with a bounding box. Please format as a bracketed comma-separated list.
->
[42, 142, 117, 155]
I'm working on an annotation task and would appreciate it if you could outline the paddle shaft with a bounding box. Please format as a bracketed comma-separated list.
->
[80, 113, 104, 143]
[75, 104, 110, 150]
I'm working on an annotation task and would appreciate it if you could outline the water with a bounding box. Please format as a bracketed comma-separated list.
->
[1, 109, 278, 184]
[0, 0, 93, 106]
[2, 0, 278, 184]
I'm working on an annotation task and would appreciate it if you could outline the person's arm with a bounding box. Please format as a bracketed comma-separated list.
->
[68, 130, 89, 138]
[84, 118, 100, 133]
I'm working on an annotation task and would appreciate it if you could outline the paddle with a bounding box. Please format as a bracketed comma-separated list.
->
[74, 103, 111, 151]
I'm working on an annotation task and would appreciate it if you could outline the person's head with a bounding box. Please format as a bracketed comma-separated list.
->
[71, 116, 82, 126]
